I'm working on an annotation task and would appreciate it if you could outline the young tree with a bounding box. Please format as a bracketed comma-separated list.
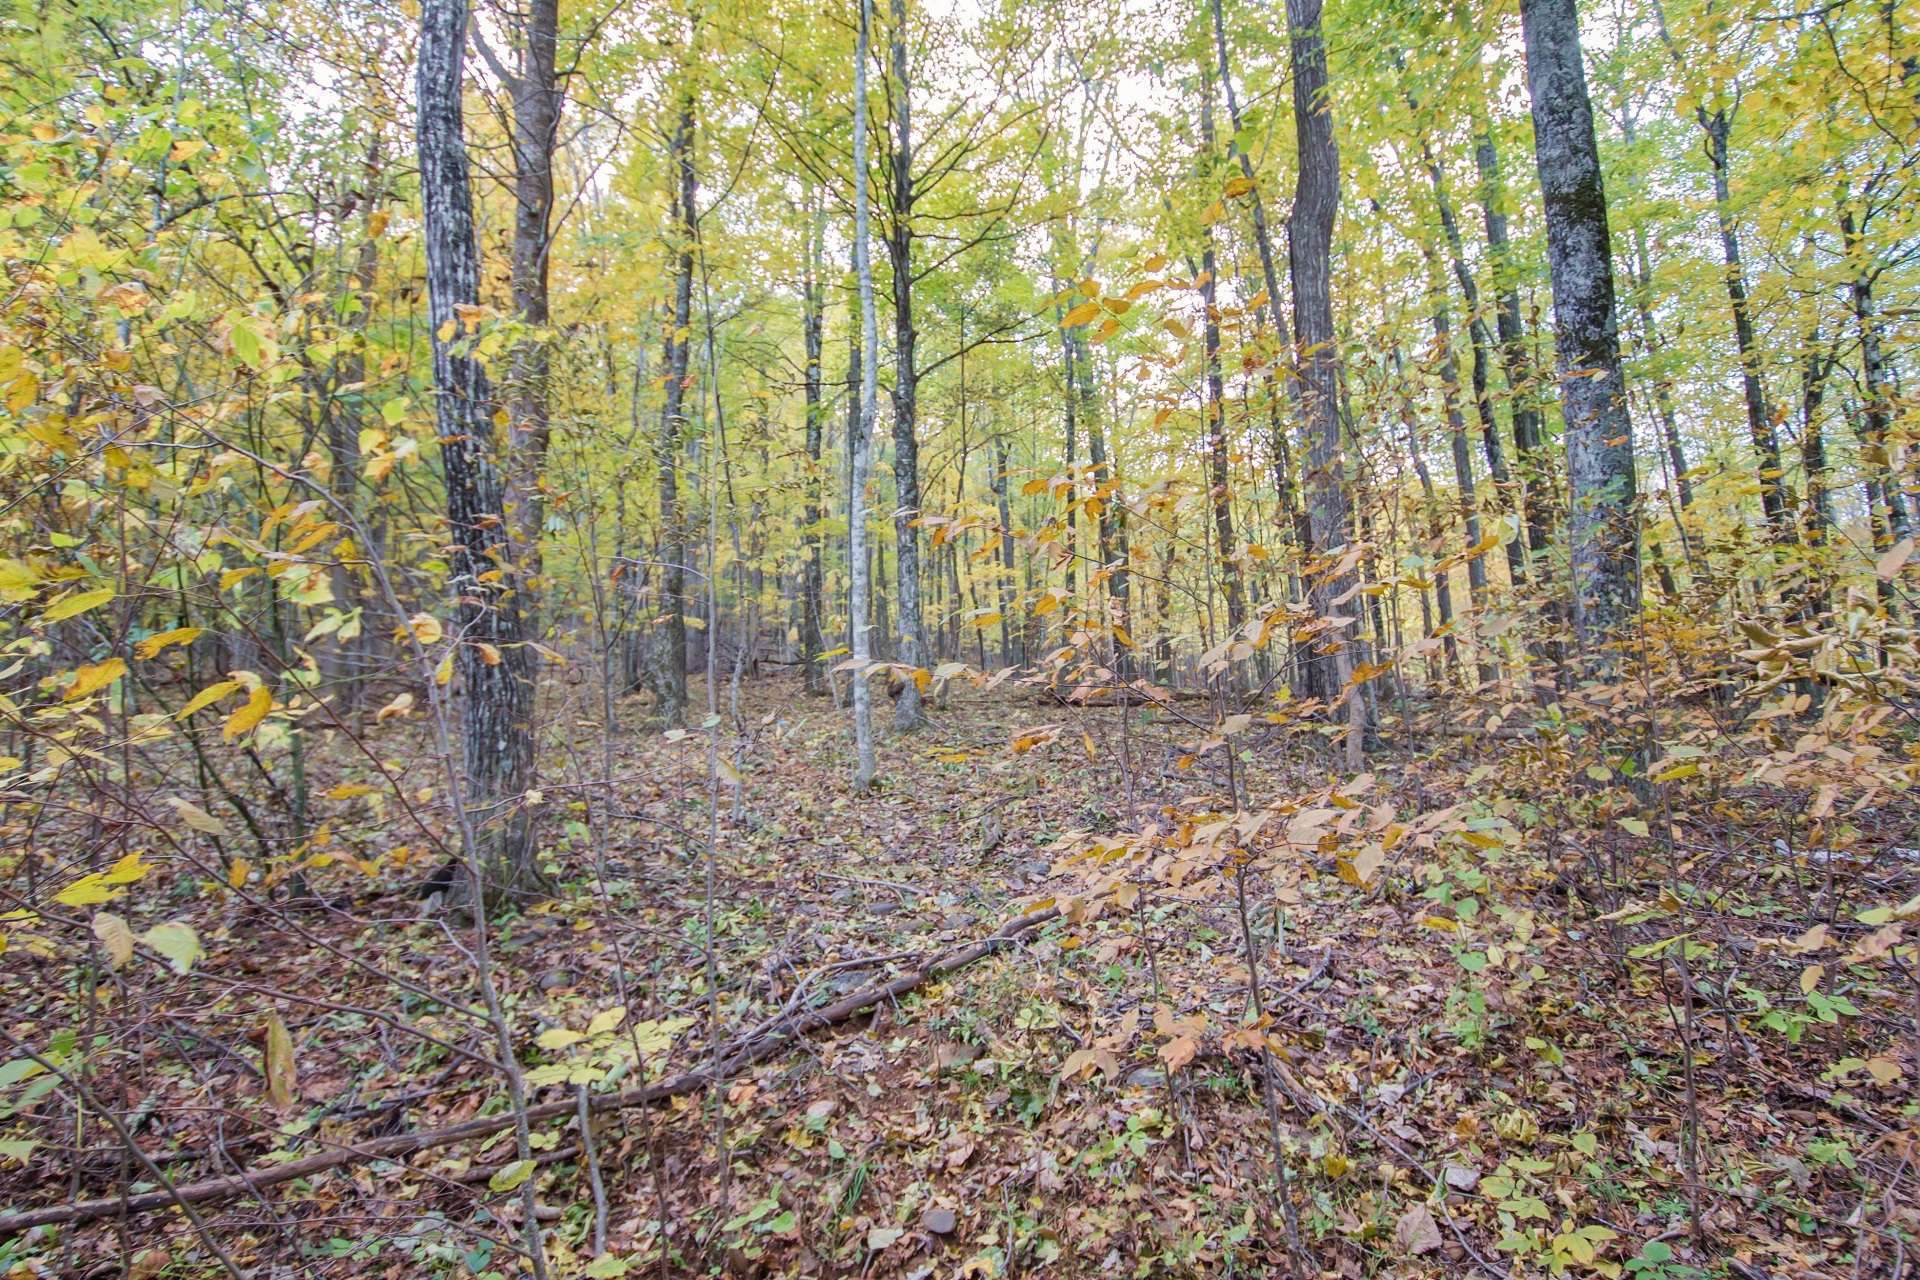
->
[415, 0, 539, 899]
[649, 68, 698, 726]
[1519, 0, 1641, 651]
[850, 0, 880, 789]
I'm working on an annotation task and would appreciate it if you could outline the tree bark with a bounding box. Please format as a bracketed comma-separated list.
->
[1700, 109, 1791, 540]
[1198, 71, 1245, 643]
[649, 79, 697, 727]
[1422, 251, 1495, 685]
[850, 0, 879, 788]
[1519, 0, 1641, 652]
[1471, 121, 1553, 575]
[1841, 204, 1910, 544]
[1285, 0, 1361, 768]
[885, 0, 927, 728]
[800, 197, 828, 694]
[416, 0, 538, 901]
[503, 0, 561, 604]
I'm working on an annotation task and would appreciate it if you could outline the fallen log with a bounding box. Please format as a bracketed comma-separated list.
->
[0, 906, 1061, 1236]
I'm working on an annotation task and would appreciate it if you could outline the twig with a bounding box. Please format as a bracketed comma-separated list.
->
[0, 905, 1060, 1234]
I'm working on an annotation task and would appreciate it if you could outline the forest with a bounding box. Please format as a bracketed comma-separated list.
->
[0, 0, 1917, 1273]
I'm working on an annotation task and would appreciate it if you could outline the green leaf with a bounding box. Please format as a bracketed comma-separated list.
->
[487, 1158, 534, 1193]
[142, 921, 203, 974]
[42, 586, 114, 622]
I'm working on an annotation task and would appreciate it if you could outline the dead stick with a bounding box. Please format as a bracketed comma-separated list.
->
[0, 906, 1059, 1236]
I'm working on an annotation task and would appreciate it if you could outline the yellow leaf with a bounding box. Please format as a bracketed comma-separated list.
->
[176, 679, 238, 720]
[222, 684, 272, 740]
[134, 627, 202, 659]
[92, 911, 135, 968]
[1877, 537, 1914, 581]
[265, 1011, 297, 1107]
[1061, 301, 1104, 327]
[407, 613, 444, 645]
[56, 875, 122, 907]
[166, 797, 227, 836]
[1224, 175, 1255, 197]
[227, 857, 252, 889]
[376, 692, 414, 722]
[104, 852, 151, 885]
[537, 1027, 585, 1051]
[435, 653, 453, 686]
[64, 658, 127, 701]
[42, 586, 114, 622]
[586, 1006, 627, 1036]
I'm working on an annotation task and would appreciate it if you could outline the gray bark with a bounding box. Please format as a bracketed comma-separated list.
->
[1471, 122, 1553, 573]
[800, 197, 827, 694]
[1285, 0, 1357, 736]
[649, 83, 697, 726]
[885, 0, 927, 728]
[850, 0, 879, 789]
[501, 0, 561, 598]
[415, 0, 539, 899]
[1520, 0, 1641, 650]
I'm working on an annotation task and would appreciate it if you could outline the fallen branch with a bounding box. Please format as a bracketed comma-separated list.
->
[0, 905, 1060, 1236]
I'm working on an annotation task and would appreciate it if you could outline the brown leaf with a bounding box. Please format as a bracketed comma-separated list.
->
[1395, 1203, 1442, 1254]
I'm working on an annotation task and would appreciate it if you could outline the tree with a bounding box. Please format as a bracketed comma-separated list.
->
[850, 0, 880, 789]
[884, 0, 929, 729]
[415, 0, 539, 900]
[649, 54, 698, 727]
[1519, 0, 1641, 651]
[1285, 0, 1362, 767]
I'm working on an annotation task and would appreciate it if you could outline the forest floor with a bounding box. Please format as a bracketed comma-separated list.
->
[5, 672, 1919, 1279]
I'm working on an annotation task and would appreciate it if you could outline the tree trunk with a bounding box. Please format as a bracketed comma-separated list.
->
[800, 197, 828, 694]
[327, 136, 385, 718]
[1700, 109, 1791, 541]
[1285, 0, 1361, 768]
[1393, 345, 1454, 679]
[1422, 253, 1495, 685]
[1471, 120, 1552, 576]
[993, 433, 1017, 666]
[649, 82, 697, 727]
[1198, 72, 1245, 644]
[850, 0, 879, 788]
[886, 0, 927, 729]
[1841, 204, 1910, 544]
[1519, 0, 1641, 652]
[504, 0, 561, 608]
[415, 0, 539, 902]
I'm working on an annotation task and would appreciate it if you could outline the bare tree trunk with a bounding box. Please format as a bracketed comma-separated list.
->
[650, 75, 697, 726]
[327, 135, 385, 718]
[1422, 252, 1495, 685]
[886, 0, 927, 728]
[800, 197, 828, 694]
[993, 433, 1017, 666]
[1286, 0, 1362, 768]
[1198, 70, 1245, 643]
[1520, 0, 1641, 652]
[416, 0, 539, 901]
[1472, 120, 1552, 575]
[1841, 204, 1910, 544]
[1700, 109, 1791, 540]
[850, 0, 879, 789]
[502, 0, 561, 608]
[1393, 346, 1454, 679]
